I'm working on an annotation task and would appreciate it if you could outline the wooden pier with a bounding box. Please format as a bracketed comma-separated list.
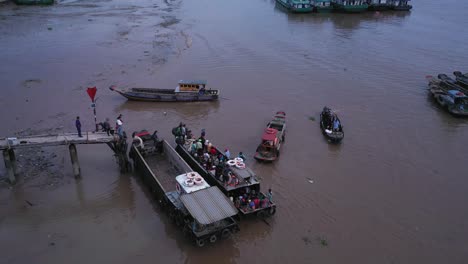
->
[0, 132, 130, 184]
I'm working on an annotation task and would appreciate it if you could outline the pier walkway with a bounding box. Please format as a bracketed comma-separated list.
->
[1, 132, 130, 184]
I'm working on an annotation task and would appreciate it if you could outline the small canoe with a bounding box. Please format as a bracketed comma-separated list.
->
[109, 80, 219, 102]
[320, 107, 344, 143]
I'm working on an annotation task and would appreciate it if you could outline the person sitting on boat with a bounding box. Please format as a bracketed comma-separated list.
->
[238, 152, 246, 161]
[225, 148, 231, 159]
[333, 118, 340, 132]
[210, 145, 217, 156]
[186, 129, 193, 139]
[199, 85, 206, 95]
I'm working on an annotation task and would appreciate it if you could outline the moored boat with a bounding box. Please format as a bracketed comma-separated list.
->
[453, 71, 468, 88]
[130, 132, 240, 247]
[331, 0, 368, 13]
[313, 0, 334, 13]
[367, 0, 391, 11]
[319, 107, 344, 142]
[109, 80, 219, 102]
[427, 77, 468, 117]
[12, 0, 54, 5]
[276, 0, 314, 13]
[388, 0, 412, 10]
[437, 74, 468, 94]
[174, 130, 277, 218]
[254, 111, 286, 162]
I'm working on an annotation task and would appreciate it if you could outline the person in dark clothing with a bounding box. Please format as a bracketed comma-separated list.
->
[103, 118, 111, 136]
[75, 116, 82, 137]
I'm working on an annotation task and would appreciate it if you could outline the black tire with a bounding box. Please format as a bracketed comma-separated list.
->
[209, 234, 217, 243]
[268, 206, 277, 216]
[256, 210, 267, 218]
[221, 229, 231, 239]
[196, 239, 205, 247]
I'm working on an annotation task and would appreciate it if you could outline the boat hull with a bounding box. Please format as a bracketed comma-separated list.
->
[276, 0, 314, 13]
[391, 5, 412, 10]
[120, 92, 218, 102]
[12, 0, 53, 5]
[315, 6, 334, 12]
[332, 3, 368, 13]
[368, 4, 391, 11]
[111, 86, 219, 102]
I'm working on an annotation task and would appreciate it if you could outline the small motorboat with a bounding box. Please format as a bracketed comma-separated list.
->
[320, 107, 344, 143]
[254, 111, 286, 162]
[427, 76, 468, 117]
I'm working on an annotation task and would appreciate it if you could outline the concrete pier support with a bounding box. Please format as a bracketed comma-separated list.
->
[69, 144, 81, 178]
[8, 149, 18, 176]
[3, 149, 16, 184]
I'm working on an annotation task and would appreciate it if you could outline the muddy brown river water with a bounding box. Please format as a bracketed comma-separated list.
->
[1, 0, 468, 263]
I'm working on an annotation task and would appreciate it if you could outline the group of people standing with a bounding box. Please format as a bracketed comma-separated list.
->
[74, 114, 125, 137]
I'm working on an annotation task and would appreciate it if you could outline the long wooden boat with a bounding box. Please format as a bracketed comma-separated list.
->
[453, 71, 468, 88]
[320, 107, 344, 143]
[437, 74, 468, 94]
[109, 80, 219, 102]
[388, 0, 412, 10]
[276, 0, 314, 13]
[129, 132, 239, 247]
[12, 0, 53, 4]
[254, 111, 286, 162]
[332, 0, 368, 13]
[367, 0, 391, 11]
[427, 77, 468, 117]
[174, 135, 277, 218]
[313, 0, 334, 13]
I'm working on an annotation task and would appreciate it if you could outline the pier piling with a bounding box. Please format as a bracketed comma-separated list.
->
[3, 149, 16, 184]
[69, 144, 81, 178]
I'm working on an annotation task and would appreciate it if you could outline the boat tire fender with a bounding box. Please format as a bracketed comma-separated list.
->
[196, 239, 205, 247]
[268, 206, 277, 216]
[133, 136, 144, 149]
[221, 229, 231, 238]
[209, 234, 217, 243]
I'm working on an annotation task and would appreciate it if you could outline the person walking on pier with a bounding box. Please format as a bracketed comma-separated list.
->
[75, 116, 82, 137]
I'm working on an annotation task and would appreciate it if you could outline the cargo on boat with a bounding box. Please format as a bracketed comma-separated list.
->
[174, 134, 277, 218]
[109, 80, 219, 102]
[320, 107, 344, 143]
[130, 131, 239, 247]
[427, 76, 468, 117]
[254, 111, 286, 162]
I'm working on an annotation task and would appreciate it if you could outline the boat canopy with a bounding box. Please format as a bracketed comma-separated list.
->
[180, 186, 238, 225]
[178, 80, 207, 86]
[262, 128, 278, 141]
